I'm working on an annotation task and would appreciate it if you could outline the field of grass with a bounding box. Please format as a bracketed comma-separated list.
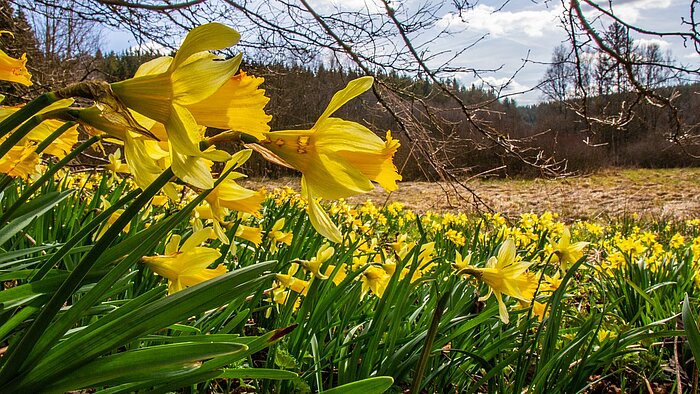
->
[243, 167, 700, 220]
[3, 164, 699, 392]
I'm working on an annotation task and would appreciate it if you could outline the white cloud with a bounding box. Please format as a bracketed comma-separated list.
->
[634, 38, 672, 50]
[438, 4, 561, 38]
[129, 41, 170, 55]
[309, 0, 396, 12]
[468, 75, 530, 94]
[602, 0, 673, 23]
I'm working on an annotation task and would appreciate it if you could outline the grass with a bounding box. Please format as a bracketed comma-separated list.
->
[241, 167, 700, 220]
[1, 164, 699, 392]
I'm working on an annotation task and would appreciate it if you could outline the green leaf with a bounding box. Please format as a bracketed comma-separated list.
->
[683, 294, 700, 372]
[0, 169, 175, 386]
[219, 368, 298, 380]
[0, 244, 61, 264]
[42, 342, 248, 393]
[274, 347, 299, 370]
[0, 190, 74, 246]
[12, 262, 275, 389]
[0, 135, 97, 226]
[322, 376, 394, 394]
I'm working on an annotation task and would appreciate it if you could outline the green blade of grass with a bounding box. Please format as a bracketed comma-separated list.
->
[0, 189, 74, 246]
[322, 376, 394, 394]
[41, 342, 248, 393]
[683, 294, 700, 372]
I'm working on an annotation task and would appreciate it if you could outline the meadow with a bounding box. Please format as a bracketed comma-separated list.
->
[1, 22, 700, 394]
[2, 167, 700, 392]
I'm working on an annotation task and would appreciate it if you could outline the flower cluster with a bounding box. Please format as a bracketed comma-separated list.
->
[0, 23, 401, 272]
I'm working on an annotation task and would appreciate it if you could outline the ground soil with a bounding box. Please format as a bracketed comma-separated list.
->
[241, 168, 700, 220]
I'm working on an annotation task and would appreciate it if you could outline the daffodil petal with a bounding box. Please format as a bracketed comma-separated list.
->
[165, 234, 181, 255]
[316, 76, 373, 125]
[172, 52, 242, 106]
[124, 133, 169, 190]
[170, 148, 214, 189]
[303, 153, 373, 200]
[180, 264, 227, 288]
[303, 177, 342, 243]
[135, 56, 173, 77]
[181, 227, 214, 252]
[213, 221, 230, 245]
[497, 239, 516, 268]
[215, 181, 264, 214]
[494, 292, 509, 324]
[224, 149, 253, 173]
[167, 104, 204, 157]
[171, 22, 241, 70]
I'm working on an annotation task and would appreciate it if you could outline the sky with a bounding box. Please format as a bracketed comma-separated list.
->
[103, 0, 699, 105]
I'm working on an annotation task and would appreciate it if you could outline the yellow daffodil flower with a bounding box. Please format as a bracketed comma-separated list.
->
[235, 224, 263, 246]
[300, 243, 335, 280]
[95, 211, 130, 240]
[105, 149, 130, 175]
[597, 329, 615, 343]
[550, 227, 589, 271]
[323, 264, 347, 286]
[0, 141, 39, 179]
[252, 76, 401, 243]
[205, 149, 265, 219]
[670, 233, 685, 249]
[268, 218, 293, 251]
[0, 99, 79, 159]
[540, 271, 562, 293]
[459, 239, 537, 324]
[361, 265, 390, 298]
[268, 287, 301, 314]
[0, 31, 32, 85]
[275, 263, 310, 295]
[531, 301, 548, 322]
[445, 229, 466, 246]
[141, 228, 225, 295]
[390, 234, 413, 254]
[452, 251, 472, 278]
[111, 23, 243, 188]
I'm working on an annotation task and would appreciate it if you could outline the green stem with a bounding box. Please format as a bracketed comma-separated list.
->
[410, 290, 448, 394]
[0, 93, 58, 139]
[0, 176, 13, 193]
[0, 135, 98, 225]
[0, 115, 44, 159]
[0, 168, 175, 387]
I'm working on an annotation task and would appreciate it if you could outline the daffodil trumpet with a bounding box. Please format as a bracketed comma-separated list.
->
[0, 30, 33, 86]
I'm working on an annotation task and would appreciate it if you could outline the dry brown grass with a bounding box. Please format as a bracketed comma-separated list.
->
[241, 168, 700, 220]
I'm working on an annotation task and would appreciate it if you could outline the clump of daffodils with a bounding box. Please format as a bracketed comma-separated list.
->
[0, 22, 402, 248]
